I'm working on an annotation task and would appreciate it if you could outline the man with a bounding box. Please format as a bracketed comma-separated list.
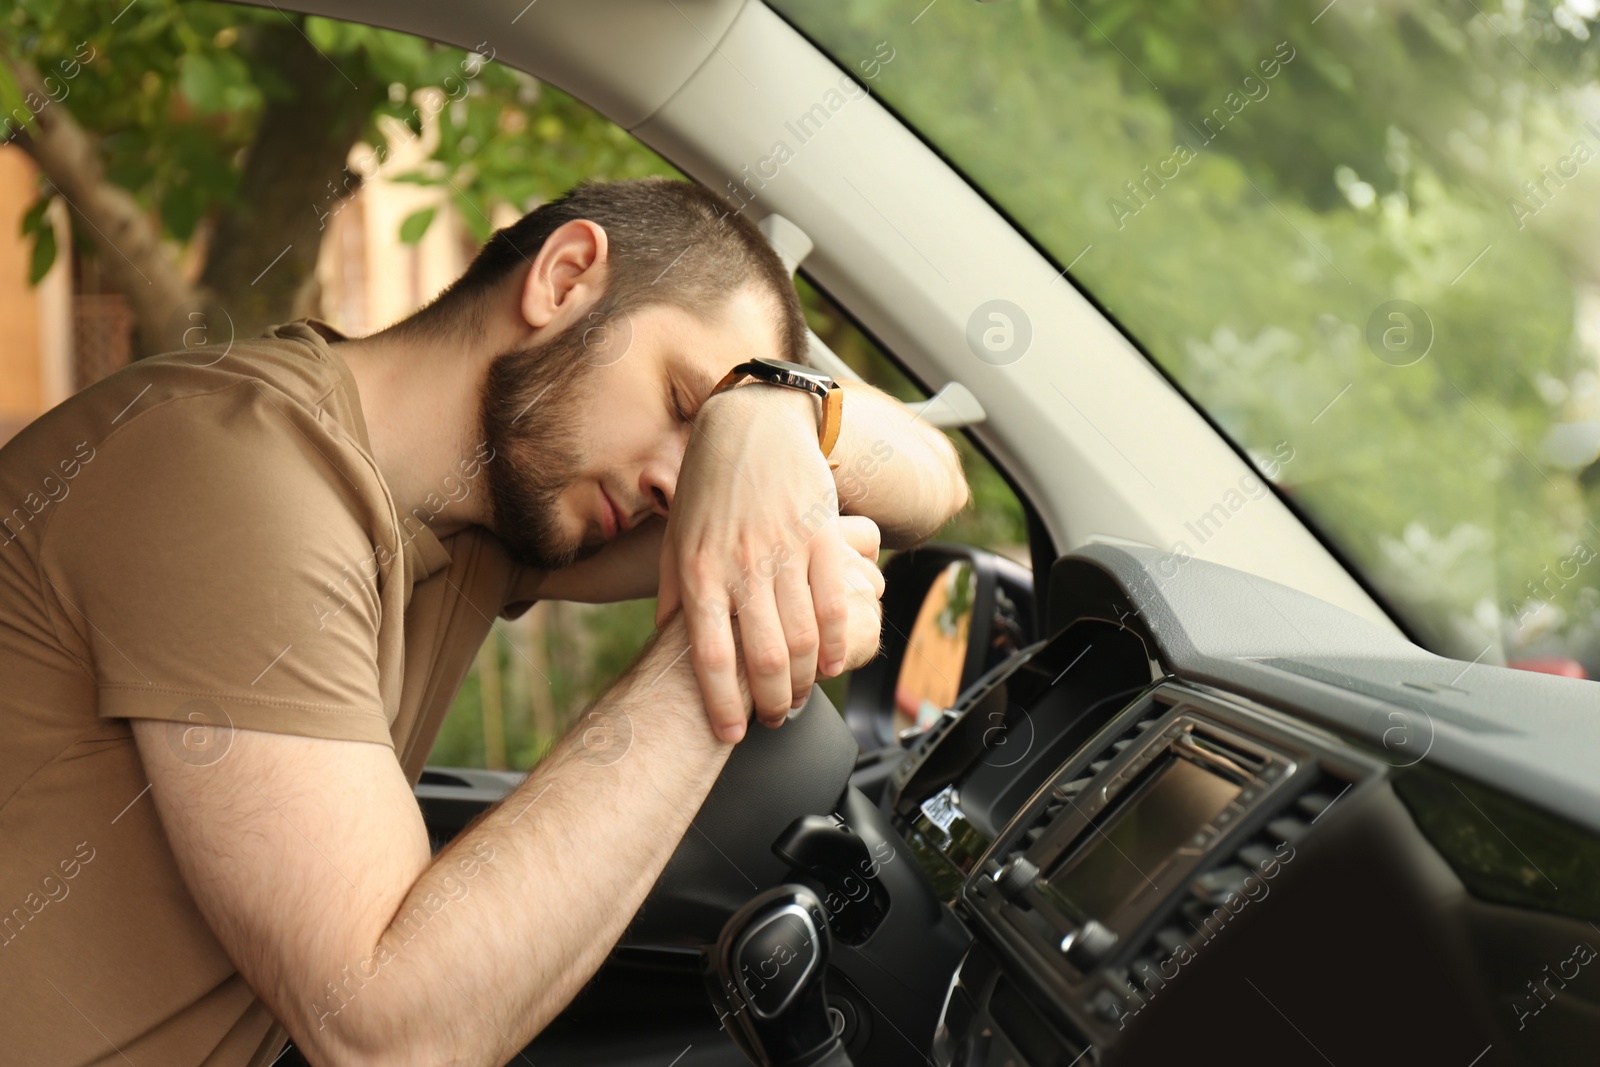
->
[0, 177, 969, 1066]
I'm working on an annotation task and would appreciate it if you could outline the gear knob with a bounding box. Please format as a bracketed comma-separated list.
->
[711, 884, 854, 1067]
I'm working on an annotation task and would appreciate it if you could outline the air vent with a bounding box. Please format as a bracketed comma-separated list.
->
[1058, 711, 1164, 795]
[1114, 711, 1165, 747]
[1182, 730, 1267, 775]
[1122, 769, 1349, 999]
[1048, 712, 1164, 820]
[984, 711, 1165, 878]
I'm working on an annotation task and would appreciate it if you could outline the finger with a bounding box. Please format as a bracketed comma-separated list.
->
[841, 558, 886, 673]
[809, 519, 849, 679]
[655, 538, 681, 628]
[737, 585, 794, 727]
[847, 550, 886, 600]
[774, 562, 819, 709]
[838, 515, 881, 561]
[683, 577, 744, 743]
[870, 561, 885, 599]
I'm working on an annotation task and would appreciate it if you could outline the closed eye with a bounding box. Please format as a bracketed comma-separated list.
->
[670, 386, 692, 425]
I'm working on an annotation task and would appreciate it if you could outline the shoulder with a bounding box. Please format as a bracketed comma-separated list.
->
[138, 320, 358, 423]
[48, 375, 390, 562]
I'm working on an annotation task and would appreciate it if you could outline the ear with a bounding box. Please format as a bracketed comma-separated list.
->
[519, 218, 610, 331]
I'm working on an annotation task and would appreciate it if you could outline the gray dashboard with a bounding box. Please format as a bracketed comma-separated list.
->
[1049, 543, 1600, 834]
[889, 543, 1600, 1067]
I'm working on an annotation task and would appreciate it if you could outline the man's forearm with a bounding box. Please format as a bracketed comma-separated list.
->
[315, 614, 740, 1066]
[830, 382, 969, 548]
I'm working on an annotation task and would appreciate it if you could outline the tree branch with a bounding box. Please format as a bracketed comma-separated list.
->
[4, 52, 194, 357]
[199, 23, 384, 340]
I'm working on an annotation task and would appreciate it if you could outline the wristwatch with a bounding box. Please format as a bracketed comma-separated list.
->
[710, 357, 844, 467]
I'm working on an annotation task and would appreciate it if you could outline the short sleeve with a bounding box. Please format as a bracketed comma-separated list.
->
[41, 383, 398, 746]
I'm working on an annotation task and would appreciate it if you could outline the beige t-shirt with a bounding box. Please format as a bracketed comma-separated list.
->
[0, 321, 547, 1066]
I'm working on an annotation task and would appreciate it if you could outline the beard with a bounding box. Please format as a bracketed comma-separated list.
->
[476, 317, 605, 572]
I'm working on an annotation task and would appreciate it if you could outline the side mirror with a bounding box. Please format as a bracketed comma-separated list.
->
[843, 544, 1033, 753]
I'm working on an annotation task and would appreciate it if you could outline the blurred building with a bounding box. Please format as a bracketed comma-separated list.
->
[0, 96, 488, 446]
[0, 148, 73, 444]
[315, 106, 510, 338]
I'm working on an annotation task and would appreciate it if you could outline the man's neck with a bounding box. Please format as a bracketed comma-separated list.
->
[335, 326, 491, 537]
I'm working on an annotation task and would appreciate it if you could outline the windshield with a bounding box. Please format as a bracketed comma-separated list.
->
[772, 0, 1600, 674]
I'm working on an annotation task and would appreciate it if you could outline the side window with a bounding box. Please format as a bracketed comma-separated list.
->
[797, 276, 1030, 557]
[430, 599, 657, 770]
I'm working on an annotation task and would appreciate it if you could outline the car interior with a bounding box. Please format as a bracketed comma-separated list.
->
[222, 2, 1600, 1065]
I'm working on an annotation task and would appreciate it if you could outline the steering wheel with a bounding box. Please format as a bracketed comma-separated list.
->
[629, 686, 860, 946]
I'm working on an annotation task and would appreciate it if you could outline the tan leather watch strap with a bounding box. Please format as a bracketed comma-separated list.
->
[820, 386, 843, 464]
[711, 365, 747, 395]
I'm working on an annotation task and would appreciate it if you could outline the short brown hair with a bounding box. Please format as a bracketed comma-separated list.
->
[411, 177, 806, 362]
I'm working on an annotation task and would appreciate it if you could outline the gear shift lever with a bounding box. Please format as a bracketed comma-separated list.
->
[710, 884, 855, 1067]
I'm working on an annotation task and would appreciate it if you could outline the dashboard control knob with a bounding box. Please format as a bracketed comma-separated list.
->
[1267, 816, 1310, 844]
[1191, 865, 1250, 906]
[1060, 919, 1118, 970]
[1297, 790, 1338, 820]
[993, 856, 1039, 901]
[1154, 926, 1190, 958]
[1088, 987, 1129, 1025]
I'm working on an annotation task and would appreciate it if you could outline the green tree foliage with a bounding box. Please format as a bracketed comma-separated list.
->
[1054, 0, 1600, 213]
[0, 0, 676, 351]
[773, 0, 1600, 672]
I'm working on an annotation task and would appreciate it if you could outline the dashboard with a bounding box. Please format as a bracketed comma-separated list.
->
[879, 543, 1600, 1067]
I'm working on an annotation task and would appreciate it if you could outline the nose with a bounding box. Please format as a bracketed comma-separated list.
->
[646, 478, 672, 518]
[640, 426, 690, 520]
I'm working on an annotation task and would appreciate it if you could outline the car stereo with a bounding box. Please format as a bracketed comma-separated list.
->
[957, 692, 1361, 1033]
[1038, 743, 1251, 938]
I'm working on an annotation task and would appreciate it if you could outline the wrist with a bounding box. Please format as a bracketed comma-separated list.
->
[701, 382, 821, 436]
[635, 613, 751, 714]
[627, 617, 753, 751]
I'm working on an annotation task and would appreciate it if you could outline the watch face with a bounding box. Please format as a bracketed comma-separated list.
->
[748, 357, 834, 392]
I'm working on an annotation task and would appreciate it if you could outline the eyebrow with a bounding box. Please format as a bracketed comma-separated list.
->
[683, 361, 720, 411]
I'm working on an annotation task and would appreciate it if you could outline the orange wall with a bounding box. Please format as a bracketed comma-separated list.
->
[0, 147, 44, 433]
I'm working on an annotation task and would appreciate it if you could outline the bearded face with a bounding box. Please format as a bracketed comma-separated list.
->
[475, 315, 604, 572]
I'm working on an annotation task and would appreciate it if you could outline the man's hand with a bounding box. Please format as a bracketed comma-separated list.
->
[657, 386, 868, 742]
[809, 513, 884, 693]
[826, 381, 970, 548]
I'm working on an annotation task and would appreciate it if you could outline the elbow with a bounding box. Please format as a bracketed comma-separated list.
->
[882, 455, 970, 552]
[283, 1008, 392, 1067]
[935, 438, 971, 529]
[284, 999, 483, 1067]
[293, 1030, 475, 1067]
[946, 461, 971, 521]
